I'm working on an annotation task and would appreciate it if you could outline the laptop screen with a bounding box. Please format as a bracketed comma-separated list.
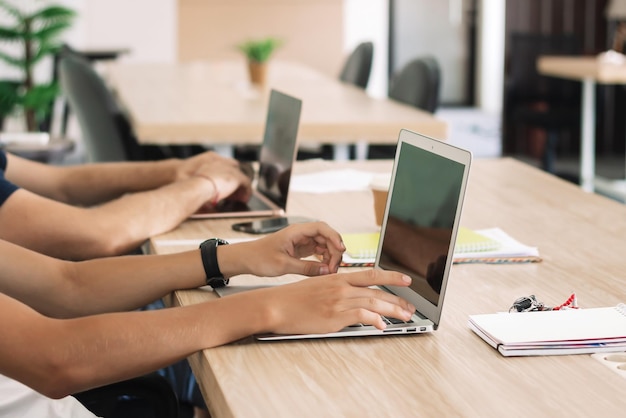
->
[257, 90, 302, 209]
[377, 131, 470, 314]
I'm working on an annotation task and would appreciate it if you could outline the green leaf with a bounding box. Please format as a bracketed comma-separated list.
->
[21, 83, 58, 111]
[0, 27, 23, 39]
[31, 21, 72, 41]
[0, 80, 21, 116]
[29, 5, 75, 21]
[0, 50, 23, 68]
[237, 37, 283, 63]
[31, 43, 59, 63]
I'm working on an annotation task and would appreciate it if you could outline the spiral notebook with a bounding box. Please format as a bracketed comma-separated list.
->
[469, 304, 626, 356]
[341, 232, 379, 266]
[454, 227, 501, 253]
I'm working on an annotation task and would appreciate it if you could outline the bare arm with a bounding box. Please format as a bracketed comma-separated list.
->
[0, 161, 251, 259]
[0, 223, 414, 399]
[0, 222, 346, 317]
[0, 270, 414, 399]
[4, 150, 239, 206]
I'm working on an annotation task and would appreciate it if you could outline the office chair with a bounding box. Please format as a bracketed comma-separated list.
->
[297, 41, 375, 160]
[73, 372, 185, 418]
[339, 41, 374, 89]
[388, 55, 441, 113]
[58, 49, 200, 162]
[503, 32, 581, 175]
[369, 55, 441, 159]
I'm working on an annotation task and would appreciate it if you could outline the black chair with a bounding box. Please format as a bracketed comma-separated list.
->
[339, 41, 374, 89]
[388, 56, 441, 113]
[73, 372, 185, 418]
[369, 55, 441, 159]
[57, 48, 202, 162]
[298, 42, 375, 161]
[503, 33, 581, 175]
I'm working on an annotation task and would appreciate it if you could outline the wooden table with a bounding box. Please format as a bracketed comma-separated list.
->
[538, 55, 626, 200]
[0, 135, 74, 163]
[150, 158, 626, 417]
[104, 60, 447, 160]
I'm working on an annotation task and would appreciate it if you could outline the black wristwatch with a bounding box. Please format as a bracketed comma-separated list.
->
[199, 238, 229, 288]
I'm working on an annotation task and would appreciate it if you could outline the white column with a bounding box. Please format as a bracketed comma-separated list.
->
[476, 0, 506, 114]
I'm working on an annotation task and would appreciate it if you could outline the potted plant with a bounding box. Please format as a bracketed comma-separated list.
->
[0, 0, 75, 132]
[237, 37, 282, 86]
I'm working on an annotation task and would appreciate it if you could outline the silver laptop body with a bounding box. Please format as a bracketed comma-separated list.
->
[257, 129, 473, 340]
[191, 89, 302, 219]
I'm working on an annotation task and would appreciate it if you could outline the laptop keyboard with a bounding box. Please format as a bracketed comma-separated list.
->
[216, 193, 270, 212]
[347, 316, 414, 328]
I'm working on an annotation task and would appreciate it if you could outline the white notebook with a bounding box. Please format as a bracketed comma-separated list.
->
[469, 304, 626, 356]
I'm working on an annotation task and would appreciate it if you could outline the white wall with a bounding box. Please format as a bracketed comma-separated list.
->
[73, 0, 177, 63]
[2, 0, 503, 111]
[344, 0, 389, 98]
[391, 0, 470, 105]
[476, 0, 505, 114]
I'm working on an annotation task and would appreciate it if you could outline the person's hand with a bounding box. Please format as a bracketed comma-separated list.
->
[244, 269, 416, 334]
[221, 222, 346, 278]
[176, 151, 237, 179]
[193, 160, 253, 206]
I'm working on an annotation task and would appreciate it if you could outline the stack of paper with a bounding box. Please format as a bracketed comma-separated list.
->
[469, 304, 626, 356]
[339, 228, 540, 267]
[454, 227, 501, 253]
[452, 228, 541, 264]
[341, 232, 378, 267]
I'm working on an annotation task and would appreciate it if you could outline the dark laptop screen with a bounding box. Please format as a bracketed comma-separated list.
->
[257, 90, 302, 209]
[378, 140, 465, 306]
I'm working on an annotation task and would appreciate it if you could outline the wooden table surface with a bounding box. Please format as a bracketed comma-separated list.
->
[538, 54, 626, 83]
[537, 54, 626, 200]
[151, 158, 626, 417]
[104, 60, 447, 147]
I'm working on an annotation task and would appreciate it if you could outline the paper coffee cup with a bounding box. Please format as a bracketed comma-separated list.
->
[370, 174, 391, 226]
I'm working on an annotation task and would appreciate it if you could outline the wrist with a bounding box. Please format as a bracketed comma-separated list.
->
[215, 242, 250, 278]
[193, 174, 219, 206]
[199, 238, 229, 288]
[159, 158, 184, 182]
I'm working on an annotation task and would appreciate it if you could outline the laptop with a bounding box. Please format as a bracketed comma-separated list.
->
[219, 129, 473, 340]
[191, 89, 302, 219]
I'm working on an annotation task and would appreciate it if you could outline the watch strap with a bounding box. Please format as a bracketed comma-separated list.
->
[199, 238, 229, 288]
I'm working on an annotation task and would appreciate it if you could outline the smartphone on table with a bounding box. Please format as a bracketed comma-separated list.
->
[231, 216, 315, 234]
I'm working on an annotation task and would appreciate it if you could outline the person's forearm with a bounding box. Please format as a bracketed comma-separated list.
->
[54, 159, 182, 205]
[83, 176, 214, 255]
[0, 240, 205, 317]
[59, 251, 208, 317]
[0, 176, 215, 260]
[6, 296, 268, 399]
[5, 152, 182, 206]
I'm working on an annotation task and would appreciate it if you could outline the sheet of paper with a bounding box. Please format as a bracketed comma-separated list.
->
[290, 169, 379, 193]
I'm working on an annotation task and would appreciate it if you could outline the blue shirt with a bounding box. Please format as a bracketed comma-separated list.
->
[0, 150, 19, 205]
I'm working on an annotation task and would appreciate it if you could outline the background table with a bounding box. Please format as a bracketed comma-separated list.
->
[538, 55, 626, 200]
[0, 135, 75, 163]
[104, 60, 447, 160]
[151, 158, 626, 417]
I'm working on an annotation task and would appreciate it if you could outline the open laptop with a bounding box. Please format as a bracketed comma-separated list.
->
[218, 129, 473, 340]
[191, 89, 302, 219]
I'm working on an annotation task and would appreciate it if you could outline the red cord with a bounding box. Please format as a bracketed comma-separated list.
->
[553, 293, 578, 310]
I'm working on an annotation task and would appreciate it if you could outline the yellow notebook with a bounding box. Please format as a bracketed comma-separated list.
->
[342, 232, 380, 259]
[455, 227, 501, 253]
